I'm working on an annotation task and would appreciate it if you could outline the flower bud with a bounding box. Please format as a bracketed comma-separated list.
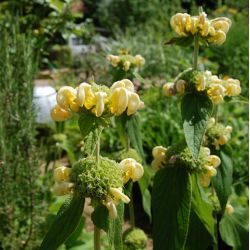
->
[196, 74, 206, 91]
[163, 83, 176, 96]
[175, 79, 186, 94]
[54, 166, 71, 182]
[110, 187, 130, 203]
[225, 126, 233, 133]
[218, 135, 228, 145]
[53, 182, 74, 196]
[51, 105, 71, 121]
[200, 174, 211, 187]
[105, 198, 118, 219]
[134, 55, 145, 67]
[225, 203, 234, 215]
[152, 146, 167, 158]
[92, 91, 107, 117]
[76, 82, 91, 107]
[123, 61, 131, 71]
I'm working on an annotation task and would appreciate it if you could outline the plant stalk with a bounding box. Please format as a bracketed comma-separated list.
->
[193, 35, 199, 70]
[94, 226, 101, 250]
[129, 191, 135, 228]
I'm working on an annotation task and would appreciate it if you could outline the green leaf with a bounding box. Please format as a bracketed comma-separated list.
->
[212, 148, 233, 210]
[108, 202, 124, 250]
[45, 0, 64, 12]
[127, 113, 144, 159]
[165, 36, 194, 47]
[78, 112, 97, 139]
[185, 210, 214, 250]
[219, 206, 249, 250]
[191, 175, 216, 242]
[91, 205, 109, 232]
[152, 167, 192, 250]
[181, 93, 213, 158]
[40, 195, 85, 250]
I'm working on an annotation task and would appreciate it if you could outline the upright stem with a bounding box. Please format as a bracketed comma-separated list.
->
[193, 35, 199, 70]
[94, 226, 101, 250]
[129, 191, 135, 228]
[94, 131, 101, 250]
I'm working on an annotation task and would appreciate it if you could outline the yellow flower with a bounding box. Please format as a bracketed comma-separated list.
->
[51, 105, 71, 121]
[175, 80, 186, 94]
[76, 82, 91, 107]
[200, 174, 211, 187]
[107, 55, 120, 67]
[204, 165, 217, 177]
[196, 74, 206, 91]
[110, 79, 134, 93]
[163, 83, 175, 97]
[203, 147, 211, 156]
[92, 91, 107, 117]
[134, 55, 145, 67]
[123, 61, 131, 71]
[54, 166, 71, 182]
[225, 125, 233, 133]
[110, 187, 130, 203]
[207, 155, 221, 168]
[224, 79, 241, 96]
[189, 17, 199, 35]
[105, 197, 117, 219]
[218, 134, 228, 145]
[119, 158, 144, 183]
[53, 182, 74, 196]
[56, 86, 79, 112]
[207, 84, 225, 104]
[151, 146, 167, 170]
[225, 203, 234, 215]
[109, 87, 128, 115]
[127, 92, 141, 115]
[170, 13, 188, 36]
[208, 30, 226, 45]
[211, 17, 232, 34]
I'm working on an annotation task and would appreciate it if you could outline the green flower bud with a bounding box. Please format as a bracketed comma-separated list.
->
[123, 228, 147, 250]
[70, 156, 123, 201]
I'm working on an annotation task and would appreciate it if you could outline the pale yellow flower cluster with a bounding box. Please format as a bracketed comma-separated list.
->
[200, 147, 221, 187]
[107, 54, 145, 71]
[170, 12, 232, 45]
[163, 70, 241, 105]
[205, 118, 232, 149]
[103, 158, 143, 218]
[151, 146, 168, 170]
[109, 79, 144, 116]
[51, 79, 143, 122]
[53, 166, 74, 196]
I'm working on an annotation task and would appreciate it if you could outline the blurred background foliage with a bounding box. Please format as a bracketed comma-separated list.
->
[0, 0, 248, 249]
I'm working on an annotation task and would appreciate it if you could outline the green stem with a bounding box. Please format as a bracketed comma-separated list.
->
[193, 35, 199, 70]
[129, 191, 135, 228]
[94, 226, 101, 250]
[96, 130, 101, 166]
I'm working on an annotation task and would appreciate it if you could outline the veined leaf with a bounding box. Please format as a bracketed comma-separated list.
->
[191, 175, 216, 242]
[91, 205, 109, 232]
[108, 202, 124, 250]
[212, 147, 233, 210]
[152, 167, 192, 250]
[219, 205, 249, 250]
[181, 93, 213, 158]
[45, 0, 64, 12]
[40, 195, 85, 250]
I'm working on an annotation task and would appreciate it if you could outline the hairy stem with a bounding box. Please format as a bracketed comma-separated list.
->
[94, 226, 101, 250]
[193, 35, 199, 70]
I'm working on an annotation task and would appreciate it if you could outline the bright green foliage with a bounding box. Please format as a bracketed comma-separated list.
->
[40, 195, 85, 250]
[91, 205, 109, 232]
[219, 205, 249, 249]
[70, 157, 123, 200]
[181, 93, 213, 158]
[123, 228, 147, 250]
[0, 23, 44, 249]
[114, 148, 142, 163]
[152, 167, 192, 250]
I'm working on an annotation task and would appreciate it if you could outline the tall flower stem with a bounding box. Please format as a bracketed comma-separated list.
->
[193, 35, 199, 70]
[125, 135, 136, 228]
[94, 130, 101, 250]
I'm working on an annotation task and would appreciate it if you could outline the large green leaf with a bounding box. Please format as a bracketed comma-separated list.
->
[219, 206, 249, 250]
[40, 195, 85, 250]
[185, 210, 214, 250]
[212, 148, 233, 211]
[152, 167, 192, 250]
[189, 176, 216, 249]
[78, 112, 97, 139]
[181, 93, 213, 158]
[91, 205, 109, 232]
[108, 202, 124, 250]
